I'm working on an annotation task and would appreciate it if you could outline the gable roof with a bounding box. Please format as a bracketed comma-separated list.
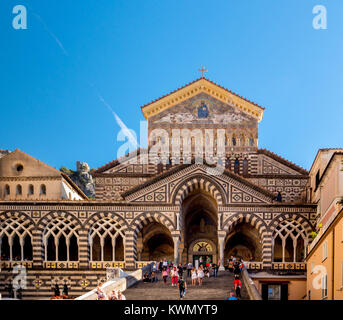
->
[121, 162, 275, 201]
[140, 77, 265, 122]
[257, 149, 309, 175]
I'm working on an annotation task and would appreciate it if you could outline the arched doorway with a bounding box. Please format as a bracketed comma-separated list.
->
[182, 191, 218, 265]
[224, 223, 262, 263]
[137, 222, 174, 261]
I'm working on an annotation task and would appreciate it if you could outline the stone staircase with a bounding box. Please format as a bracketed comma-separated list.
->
[124, 270, 249, 300]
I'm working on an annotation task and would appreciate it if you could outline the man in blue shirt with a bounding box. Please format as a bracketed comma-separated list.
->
[227, 291, 239, 300]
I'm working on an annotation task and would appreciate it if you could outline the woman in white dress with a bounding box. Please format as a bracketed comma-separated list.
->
[191, 267, 197, 286]
[197, 266, 204, 286]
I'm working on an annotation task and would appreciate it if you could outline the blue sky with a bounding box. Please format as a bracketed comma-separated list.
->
[1, 0, 342, 171]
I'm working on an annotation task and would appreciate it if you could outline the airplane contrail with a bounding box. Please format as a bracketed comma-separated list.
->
[26, 4, 69, 56]
[97, 93, 139, 148]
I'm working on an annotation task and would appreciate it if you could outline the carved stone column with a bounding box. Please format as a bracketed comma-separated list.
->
[218, 231, 226, 271]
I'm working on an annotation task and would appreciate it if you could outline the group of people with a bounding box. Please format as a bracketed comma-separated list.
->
[95, 282, 126, 300]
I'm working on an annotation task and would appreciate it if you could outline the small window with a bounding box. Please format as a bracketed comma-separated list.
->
[40, 184, 46, 195]
[249, 137, 254, 146]
[234, 159, 240, 174]
[5, 184, 10, 196]
[315, 170, 320, 190]
[16, 164, 24, 172]
[321, 274, 327, 299]
[28, 184, 34, 195]
[322, 240, 328, 261]
[16, 185, 22, 195]
[243, 159, 249, 176]
[240, 135, 245, 147]
[232, 136, 236, 146]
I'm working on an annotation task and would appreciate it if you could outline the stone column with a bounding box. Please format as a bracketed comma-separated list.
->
[172, 236, 180, 265]
[124, 230, 137, 270]
[32, 229, 44, 268]
[78, 229, 89, 269]
[262, 231, 273, 269]
[218, 231, 226, 271]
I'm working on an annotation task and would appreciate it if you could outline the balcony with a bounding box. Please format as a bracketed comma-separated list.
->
[89, 261, 125, 269]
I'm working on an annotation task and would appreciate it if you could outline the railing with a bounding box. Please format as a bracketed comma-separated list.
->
[44, 261, 79, 269]
[135, 261, 155, 269]
[272, 262, 306, 271]
[241, 266, 262, 300]
[244, 261, 263, 271]
[89, 261, 125, 269]
[76, 262, 154, 300]
[0, 261, 33, 269]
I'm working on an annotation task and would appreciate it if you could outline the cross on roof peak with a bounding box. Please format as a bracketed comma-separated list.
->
[198, 66, 208, 78]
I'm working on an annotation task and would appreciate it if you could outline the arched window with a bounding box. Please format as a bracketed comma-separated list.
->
[243, 159, 249, 176]
[232, 136, 237, 146]
[0, 215, 34, 261]
[234, 159, 240, 174]
[43, 216, 80, 262]
[240, 135, 245, 147]
[225, 159, 231, 170]
[273, 220, 308, 262]
[249, 137, 254, 147]
[28, 184, 34, 195]
[88, 217, 125, 262]
[5, 185, 10, 196]
[40, 184, 46, 195]
[16, 185, 22, 195]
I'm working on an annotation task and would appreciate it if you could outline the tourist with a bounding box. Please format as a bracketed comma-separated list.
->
[54, 284, 60, 297]
[177, 263, 183, 278]
[95, 283, 106, 300]
[212, 262, 218, 277]
[152, 263, 157, 273]
[233, 261, 241, 277]
[158, 260, 163, 272]
[171, 266, 179, 287]
[177, 276, 187, 300]
[191, 267, 197, 286]
[227, 291, 239, 300]
[109, 290, 118, 300]
[187, 262, 193, 277]
[234, 277, 242, 299]
[162, 258, 168, 269]
[228, 256, 234, 272]
[62, 283, 69, 297]
[204, 265, 210, 278]
[197, 265, 204, 286]
[151, 271, 158, 283]
[162, 267, 168, 286]
[143, 272, 151, 283]
[206, 255, 211, 268]
[117, 290, 126, 300]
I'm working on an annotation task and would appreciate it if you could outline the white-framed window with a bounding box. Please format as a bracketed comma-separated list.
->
[322, 240, 328, 261]
[311, 262, 315, 274]
[321, 274, 328, 299]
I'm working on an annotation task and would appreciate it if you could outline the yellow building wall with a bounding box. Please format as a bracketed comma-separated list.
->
[333, 219, 343, 300]
[253, 279, 306, 300]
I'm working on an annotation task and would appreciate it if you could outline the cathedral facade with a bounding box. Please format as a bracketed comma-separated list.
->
[0, 77, 317, 299]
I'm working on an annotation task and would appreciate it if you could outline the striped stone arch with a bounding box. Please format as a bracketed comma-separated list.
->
[84, 212, 129, 233]
[0, 210, 35, 226]
[37, 211, 83, 231]
[172, 175, 226, 206]
[222, 213, 267, 239]
[269, 213, 314, 241]
[131, 212, 176, 237]
[222, 213, 269, 264]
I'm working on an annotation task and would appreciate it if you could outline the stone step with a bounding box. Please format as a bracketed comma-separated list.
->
[124, 270, 249, 300]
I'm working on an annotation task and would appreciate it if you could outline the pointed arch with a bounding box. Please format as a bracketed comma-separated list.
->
[171, 174, 226, 206]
